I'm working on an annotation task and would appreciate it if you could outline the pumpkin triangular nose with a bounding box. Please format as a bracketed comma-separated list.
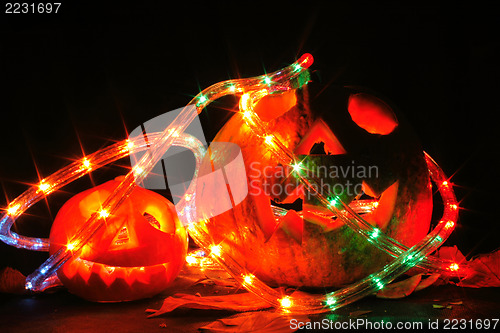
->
[294, 119, 347, 155]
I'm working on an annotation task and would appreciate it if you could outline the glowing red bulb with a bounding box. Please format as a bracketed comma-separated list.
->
[297, 53, 314, 69]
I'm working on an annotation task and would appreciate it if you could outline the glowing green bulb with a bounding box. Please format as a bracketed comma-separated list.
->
[196, 95, 208, 106]
[329, 197, 338, 208]
[373, 277, 385, 290]
[325, 295, 337, 307]
[370, 228, 380, 239]
[263, 76, 272, 84]
[292, 162, 302, 173]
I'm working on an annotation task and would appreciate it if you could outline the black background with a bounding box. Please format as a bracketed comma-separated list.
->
[0, 2, 498, 276]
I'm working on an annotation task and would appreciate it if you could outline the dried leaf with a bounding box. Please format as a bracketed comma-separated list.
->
[200, 311, 309, 332]
[376, 274, 422, 299]
[194, 277, 239, 288]
[0, 267, 27, 294]
[432, 304, 446, 309]
[456, 249, 500, 288]
[415, 273, 441, 292]
[436, 245, 466, 262]
[146, 292, 272, 317]
[349, 310, 372, 317]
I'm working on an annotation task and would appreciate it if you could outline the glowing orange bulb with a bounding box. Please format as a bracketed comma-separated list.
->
[7, 204, 21, 216]
[373, 201, 379, 208]
[449, 263, 459, 271]
[66, 242, 76, 251]
[445, 221, 455, 229]
[242, 110, 253, 119]
[185, 255, 197, 265]
[264, 135, 274, 145]
[243, 274, 254, 285]
[99, 209, 110, 219]
[168, 128, 180, 138]
[279, 296, 292, 308]
[38, 181, 53, 194]
[126, 140, 134, 150]
[82, 158, 92, 170]
[210, 245, 222, 257]
[450, 204, 458, 210]
[442, 181, 449, 187]
[134, 166, 144, 176]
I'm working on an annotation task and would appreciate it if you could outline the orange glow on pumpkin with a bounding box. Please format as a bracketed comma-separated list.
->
[49, 179, 187, 302]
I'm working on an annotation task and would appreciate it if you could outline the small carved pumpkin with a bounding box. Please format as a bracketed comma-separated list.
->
[49, 179, 187, 302]
[199, 83, 432, 288]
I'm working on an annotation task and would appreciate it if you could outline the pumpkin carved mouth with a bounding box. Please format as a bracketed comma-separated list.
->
[269, 179, 399, 244]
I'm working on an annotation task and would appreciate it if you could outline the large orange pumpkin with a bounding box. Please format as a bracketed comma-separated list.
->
[49, 179, 187, 302]
[198, 83, 433, 288]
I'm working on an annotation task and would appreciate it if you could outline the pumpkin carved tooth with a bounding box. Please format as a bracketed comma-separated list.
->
[363, 181, 399, 230]
[279, 210, 303, 244]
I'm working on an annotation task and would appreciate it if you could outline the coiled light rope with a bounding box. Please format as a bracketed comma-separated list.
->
[0, 54, 463, 314]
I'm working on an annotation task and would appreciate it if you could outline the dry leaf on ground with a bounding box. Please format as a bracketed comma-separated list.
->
[414, 273, 441, 291]
[146, 292, 273, 317]
[0, 267, 27, 294]
[200, 311, 309, 332]
[436, 246, 466, 263]
[376, 274, 422, 299]
[349, 310, 372, 317]
[457, 249, 500, 288]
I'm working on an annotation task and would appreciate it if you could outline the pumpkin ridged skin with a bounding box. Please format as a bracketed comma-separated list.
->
[200, 85, 432, 288]
[49, 180, 187, 302]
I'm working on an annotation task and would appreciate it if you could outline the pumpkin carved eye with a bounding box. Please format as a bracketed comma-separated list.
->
[347, 93, 399, 135]
[143, 212, 161, 230]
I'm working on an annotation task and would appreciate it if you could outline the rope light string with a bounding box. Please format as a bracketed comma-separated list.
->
[0, 54, 465, 313]
[0, 54, 314, 291]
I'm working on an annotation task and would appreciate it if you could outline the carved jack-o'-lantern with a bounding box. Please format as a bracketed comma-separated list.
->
[49, 179, 187, 302]
[200, 83, 433, 288]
